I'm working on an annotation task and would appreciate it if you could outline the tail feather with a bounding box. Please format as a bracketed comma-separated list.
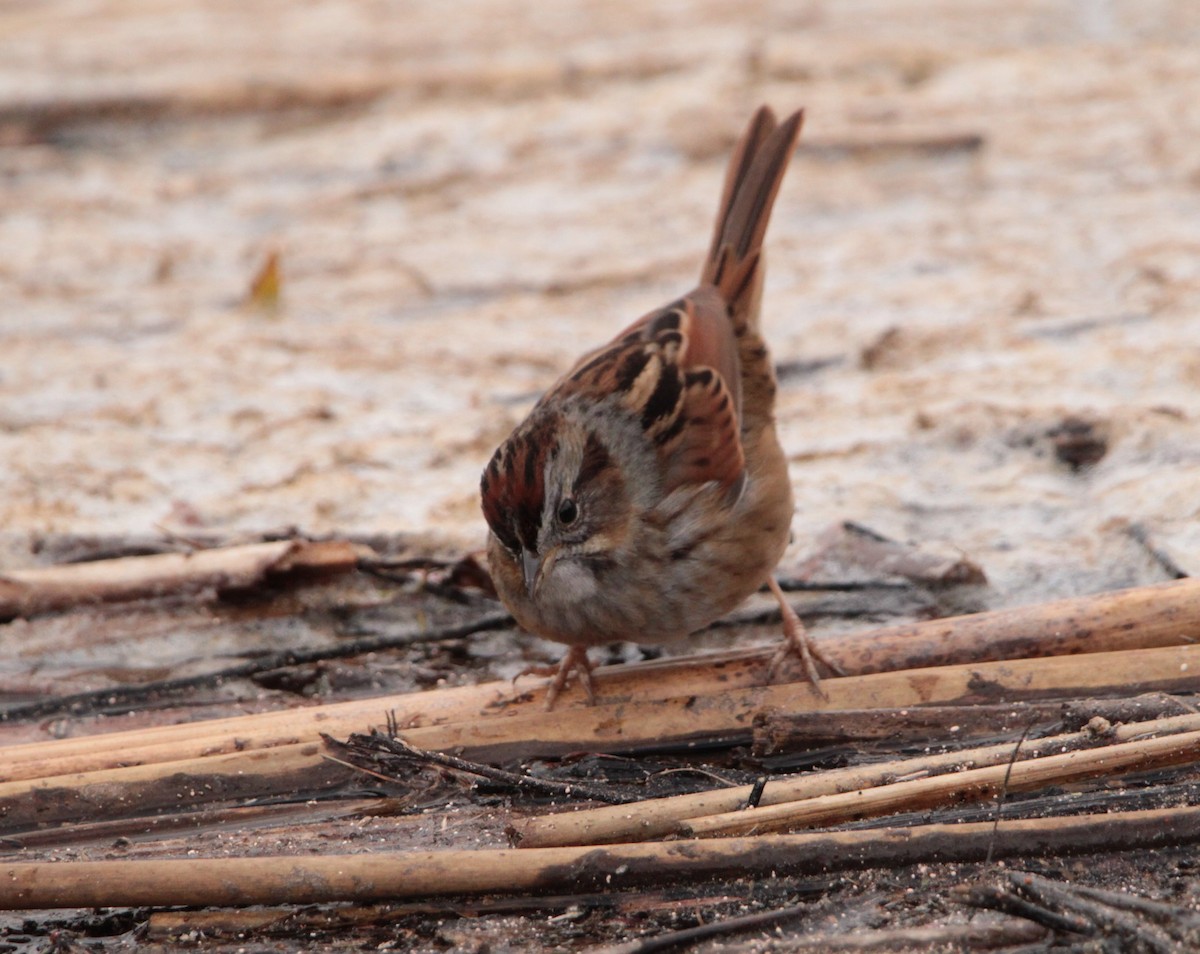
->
[701, 107, 804, 323]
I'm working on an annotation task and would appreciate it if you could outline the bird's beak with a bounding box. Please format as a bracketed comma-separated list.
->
[521, 548, 542, 600]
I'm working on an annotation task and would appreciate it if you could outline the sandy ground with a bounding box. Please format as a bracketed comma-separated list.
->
[2, 0, 1198, 611]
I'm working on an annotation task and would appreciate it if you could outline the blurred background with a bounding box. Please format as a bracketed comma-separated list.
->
[2, 0, 1199, 605]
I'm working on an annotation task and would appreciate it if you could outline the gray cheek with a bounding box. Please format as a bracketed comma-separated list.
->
[548, 560, 599, 603]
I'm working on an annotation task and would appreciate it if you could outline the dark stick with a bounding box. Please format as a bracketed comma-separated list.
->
[327, 730, 638, 806]
[613, 901, 812, 953]
[961, 884, 1093, 936]
[1008, 872, 1186, 953]
[1068, 881, 1200, 927]
[0, 611, 513, 723]
[752, 702, 1063, 752]
[1125, 523, 1190, 580]
[744, 777, 768, 810]
[985, 718, 1037, 866]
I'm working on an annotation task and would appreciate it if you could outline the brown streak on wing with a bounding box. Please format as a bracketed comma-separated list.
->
[544, 106, 805, 503]
[659, 367, 745, 498]
[551, 290, 746, 499]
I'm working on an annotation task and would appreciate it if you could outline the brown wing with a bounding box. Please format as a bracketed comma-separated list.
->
[540, 106, 804, 502]
[552, 287, 745, 499]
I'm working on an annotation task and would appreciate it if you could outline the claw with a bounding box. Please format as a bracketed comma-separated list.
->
[514, 646, 596, 710]
[765, 576, 844, 695]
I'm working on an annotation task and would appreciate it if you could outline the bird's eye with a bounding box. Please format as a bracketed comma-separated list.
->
[557, 498, 579, 526]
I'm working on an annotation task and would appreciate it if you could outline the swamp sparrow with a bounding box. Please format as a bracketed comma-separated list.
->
[481, 106, 834, 706]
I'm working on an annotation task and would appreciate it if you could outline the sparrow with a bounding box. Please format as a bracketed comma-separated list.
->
[481, 106, 835, 707]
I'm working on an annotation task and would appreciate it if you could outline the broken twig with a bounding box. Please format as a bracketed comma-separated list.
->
[0, 539, 359, 620]
[326, 730, 637, 805]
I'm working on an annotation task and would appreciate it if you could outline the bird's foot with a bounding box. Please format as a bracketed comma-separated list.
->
[514, 646, 596, 710]
[764, 576, 844, 695]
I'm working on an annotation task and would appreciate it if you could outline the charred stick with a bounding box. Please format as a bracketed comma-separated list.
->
[326, 730, 637, 805]
[0, 611, 512, 723]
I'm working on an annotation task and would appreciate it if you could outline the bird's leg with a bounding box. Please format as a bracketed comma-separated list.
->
[765, 576, 844, 690]
[546, 646, 595, 709]
[514, 645, 596, 710]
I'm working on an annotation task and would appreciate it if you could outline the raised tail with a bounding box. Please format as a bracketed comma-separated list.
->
[701, 107, 804, 328]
